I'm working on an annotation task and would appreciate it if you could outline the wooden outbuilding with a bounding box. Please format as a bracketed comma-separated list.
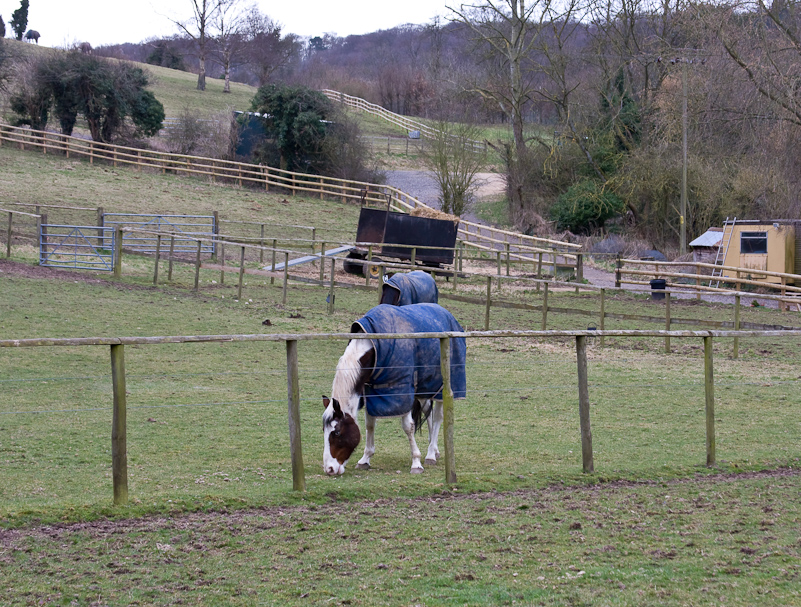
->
[698, 219, 798, 285]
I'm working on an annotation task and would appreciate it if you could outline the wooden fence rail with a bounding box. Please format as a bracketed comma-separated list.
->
[0, 121, 578, 266]
[3, 328, 798, 504]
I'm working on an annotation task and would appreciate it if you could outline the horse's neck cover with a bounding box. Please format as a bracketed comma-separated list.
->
[384, 270, 439, 306]
[351, 303, 466, 418]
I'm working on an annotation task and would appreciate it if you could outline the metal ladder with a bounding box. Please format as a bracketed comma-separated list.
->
[709, 217, 736, 288]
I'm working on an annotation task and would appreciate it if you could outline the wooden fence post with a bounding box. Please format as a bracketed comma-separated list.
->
[319, 242, 326, 283]
[365, 245, 373, 286]
[285, 339, 306, 492]
[282, 252, 289, 305]
[153, 234, 162, 285]
[167, 235, 175, 281]
[96, 206, 104, 247]
[439, 337, 457, 485]
[600, 288, 606, 348]
[237, 246, 246, 300]
[259, 224, 265, 264]
[5, 212, 11, 258]
[271, 239, 277, 286]
[575, 335, 594, 473]
[576, 252, 584, 283]
[733, 294, 741, 359]
[328, 259, 336, 314]
[484, 276, 492, 331]
[113, 226, 123, 278]
[615, 254, 622, 288]
[541, 282, 549, 330]
[505, 242, 510, 276]
[219, 242, 226, 285]
[40, 214, 48, 264]
[536, 252, 543, 292]
[665, 292, 671, 354]
[193, 239, 202, 291]
[704, 336, 716, 467]
[110, 343, 129, 505]
[212, 211, 219, 262]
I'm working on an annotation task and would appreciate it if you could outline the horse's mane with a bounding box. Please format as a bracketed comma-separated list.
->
[331, 339, 373, 410]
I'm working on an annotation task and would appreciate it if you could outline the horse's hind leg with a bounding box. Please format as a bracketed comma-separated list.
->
[356, 412, 376, 470]
[425, 400, 443, 466]
[401, 412, 424, 474]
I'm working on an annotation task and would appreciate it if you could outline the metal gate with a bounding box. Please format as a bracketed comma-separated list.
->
[102, 214, 216, 255]
[39, 224, 116, 271]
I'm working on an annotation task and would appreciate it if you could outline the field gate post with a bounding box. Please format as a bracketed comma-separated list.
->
[319, 242, 326, 283]
[96, 207, 104, 247]
[285, 339, 306, 491]
[113, 227, 123, 278]
[704, 336, 716, 467]
[271, 239, 277, 286]
[439, 337, 457, 485]
[193, 239, 202, 291]
[110, 343, 129, 505]
[733, 294, 741, 359]
[212, 211, 219, 262]
[577, 253, 583, 283]
[484, 276, 492, 331]
[219, 243, 225, 285]
[575, 335, 594, 473]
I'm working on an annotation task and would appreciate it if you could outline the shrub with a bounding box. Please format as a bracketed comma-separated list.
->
[550, 180, 625, 234]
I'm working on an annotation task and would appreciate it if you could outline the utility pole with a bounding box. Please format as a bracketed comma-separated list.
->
[681, 61, 688, 255]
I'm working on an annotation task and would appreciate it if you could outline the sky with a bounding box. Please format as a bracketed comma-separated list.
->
[1, 0, 456, 48]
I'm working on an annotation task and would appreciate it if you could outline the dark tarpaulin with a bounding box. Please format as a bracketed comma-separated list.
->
[381, 270, 439, 306]
[351, 304, 467, 418]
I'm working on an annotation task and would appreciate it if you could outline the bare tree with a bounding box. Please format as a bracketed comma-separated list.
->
[212, 0, 247, 93]
[241, 7, 298, 85]
[171, 0, 221, 91]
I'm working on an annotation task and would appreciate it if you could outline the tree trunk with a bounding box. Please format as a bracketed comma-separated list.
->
[223, 49, 231, 93]
[197, 55, 207, 91]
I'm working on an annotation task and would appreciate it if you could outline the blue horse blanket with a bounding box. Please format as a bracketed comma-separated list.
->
[351, 303, 467, 418]
[381, 271, 439, 306]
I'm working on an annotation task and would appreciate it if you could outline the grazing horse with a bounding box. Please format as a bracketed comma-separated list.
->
[379, 270, 438, 306]
[323, 303, 466, 476]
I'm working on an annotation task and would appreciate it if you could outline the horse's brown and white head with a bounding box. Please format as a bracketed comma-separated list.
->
[322, 397, 361, 475]
[322, 338, 375, 475]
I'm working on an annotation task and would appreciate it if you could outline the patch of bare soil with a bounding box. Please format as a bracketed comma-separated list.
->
[0, 258, 110, 284]
[0, 467, 797, 541]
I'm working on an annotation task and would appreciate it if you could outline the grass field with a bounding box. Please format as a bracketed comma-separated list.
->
[1, 68, 800, 605]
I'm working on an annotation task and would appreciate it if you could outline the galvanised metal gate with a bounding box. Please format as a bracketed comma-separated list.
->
[102, 214, 216, 255]
[39, 224, 116, 271]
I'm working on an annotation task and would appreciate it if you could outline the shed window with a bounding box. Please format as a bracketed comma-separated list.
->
[740, 231, 767, 254]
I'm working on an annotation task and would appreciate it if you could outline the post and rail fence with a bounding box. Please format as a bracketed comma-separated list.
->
[3, 327, 793, 504]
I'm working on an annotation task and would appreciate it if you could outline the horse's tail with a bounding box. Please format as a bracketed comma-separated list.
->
[411, 398, 433, 433]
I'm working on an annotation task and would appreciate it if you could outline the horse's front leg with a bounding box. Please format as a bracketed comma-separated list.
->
[401, 412, 424, 473]
[356, 411, 376, 470]
[424, 400, 443, 466]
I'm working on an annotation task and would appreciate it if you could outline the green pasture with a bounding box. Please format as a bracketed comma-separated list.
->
[1, 130, 800, 607]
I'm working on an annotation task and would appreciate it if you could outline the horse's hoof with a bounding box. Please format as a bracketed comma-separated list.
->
[355, 463, 370, 470]
[424, 458, 437, 466]
[410, 467, 424, 474]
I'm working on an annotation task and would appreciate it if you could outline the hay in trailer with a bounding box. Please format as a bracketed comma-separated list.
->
[409, 206, 460, 225]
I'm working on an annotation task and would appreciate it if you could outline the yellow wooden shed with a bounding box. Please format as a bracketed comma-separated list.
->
[716, 220, 797, 285]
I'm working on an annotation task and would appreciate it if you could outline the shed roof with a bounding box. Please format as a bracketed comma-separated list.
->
[689, 228, 723, 248]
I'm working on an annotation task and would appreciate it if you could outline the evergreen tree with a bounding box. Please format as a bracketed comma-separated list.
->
[10, 0, 29, 41]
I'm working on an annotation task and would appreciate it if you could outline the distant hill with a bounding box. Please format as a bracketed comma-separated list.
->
[0, 39, 258, 121]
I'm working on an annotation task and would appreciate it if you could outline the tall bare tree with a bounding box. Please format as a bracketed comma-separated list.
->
[212, 0, 247, 93]
[172, 0, 221, 91]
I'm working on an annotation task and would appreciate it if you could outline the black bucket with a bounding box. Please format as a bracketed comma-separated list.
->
[650, 278, 667, 300]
